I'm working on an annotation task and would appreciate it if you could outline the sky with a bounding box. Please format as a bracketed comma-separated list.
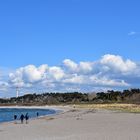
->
[0, 0, 140, 97]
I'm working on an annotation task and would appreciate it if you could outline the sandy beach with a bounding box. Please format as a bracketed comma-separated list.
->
[0, 106, 140, 140]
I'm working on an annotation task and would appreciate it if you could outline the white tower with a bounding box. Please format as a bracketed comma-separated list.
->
[16, 87, 19, 98]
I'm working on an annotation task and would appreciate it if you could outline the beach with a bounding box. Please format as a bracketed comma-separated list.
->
[0, 106, 140, 140]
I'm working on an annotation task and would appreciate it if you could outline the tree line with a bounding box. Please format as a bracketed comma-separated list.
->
[0, 88, 140, 105]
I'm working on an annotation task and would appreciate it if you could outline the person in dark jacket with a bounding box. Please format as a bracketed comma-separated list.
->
[37, 112, 39, 117]
[25, 113, 29, 124]
[20, 114, 24, 124]
[14, 114, 17, 124]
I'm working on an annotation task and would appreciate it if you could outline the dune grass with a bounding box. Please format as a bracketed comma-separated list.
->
[75, 103, 140, 113]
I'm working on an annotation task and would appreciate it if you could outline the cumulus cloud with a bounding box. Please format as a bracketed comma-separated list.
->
[100, 54, 136, 74]
[0, 54, 140, 96]
[48, 66, 65, 81]
[63, 59, 78, 72]
[79, 62, 93, 73]
[9, 65, 48, 88]
[63, 74, 86, 84]
[90, 75, 129, 87]
[9, 65, 65, 89]
[63, 59, 93, 74]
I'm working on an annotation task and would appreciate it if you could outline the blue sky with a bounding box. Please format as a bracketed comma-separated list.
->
[0, 0, 140, 97]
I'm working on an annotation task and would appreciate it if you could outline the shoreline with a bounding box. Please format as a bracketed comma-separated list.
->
[0, 105, 71, 111]
[0, 105, 71, 125]
[0, 105, 140, 140]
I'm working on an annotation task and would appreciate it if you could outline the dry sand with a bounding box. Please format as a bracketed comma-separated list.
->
[0, 106, 140, 140]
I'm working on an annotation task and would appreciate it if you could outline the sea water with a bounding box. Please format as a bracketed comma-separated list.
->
[0, 108, 58, 123]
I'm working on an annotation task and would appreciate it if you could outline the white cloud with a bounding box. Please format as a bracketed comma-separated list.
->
[100, 54, 136, 73]
[63, 59, 78, 72]
[9, 65, 48, 88]
[63, 74, 86, 84]
[22, 65, 46, 82]
[79, 62, 93, 73]
[0, 54, 140, 96]
[90, 75, 129, 87]
[63, 59, 93, 74]
[48, 66, 65, 81]
[9, 65, 65, 88]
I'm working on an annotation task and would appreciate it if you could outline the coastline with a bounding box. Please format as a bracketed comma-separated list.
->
[0, 105, 140, 140]
[0, 105, 69, 125]
[0, 105, 71, 113]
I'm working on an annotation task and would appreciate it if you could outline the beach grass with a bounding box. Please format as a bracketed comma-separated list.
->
[75, 103, 140, 113]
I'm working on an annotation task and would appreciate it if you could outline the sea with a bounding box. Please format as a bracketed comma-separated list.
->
[0, 107, 59, 123]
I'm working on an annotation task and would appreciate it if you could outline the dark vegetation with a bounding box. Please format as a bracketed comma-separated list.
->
[95, 88, 140, 103]
[0, 92, 88, 106]
[0, 89, 140, 105]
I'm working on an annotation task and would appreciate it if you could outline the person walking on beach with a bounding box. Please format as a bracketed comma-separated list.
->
[14, 114, 17, 124]
[20, 114, 24, 124]
[37, 112, 39, 117]
[25, 113, 29, 124]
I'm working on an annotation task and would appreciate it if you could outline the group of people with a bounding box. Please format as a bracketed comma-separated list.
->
[14, 112, 39, 124]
